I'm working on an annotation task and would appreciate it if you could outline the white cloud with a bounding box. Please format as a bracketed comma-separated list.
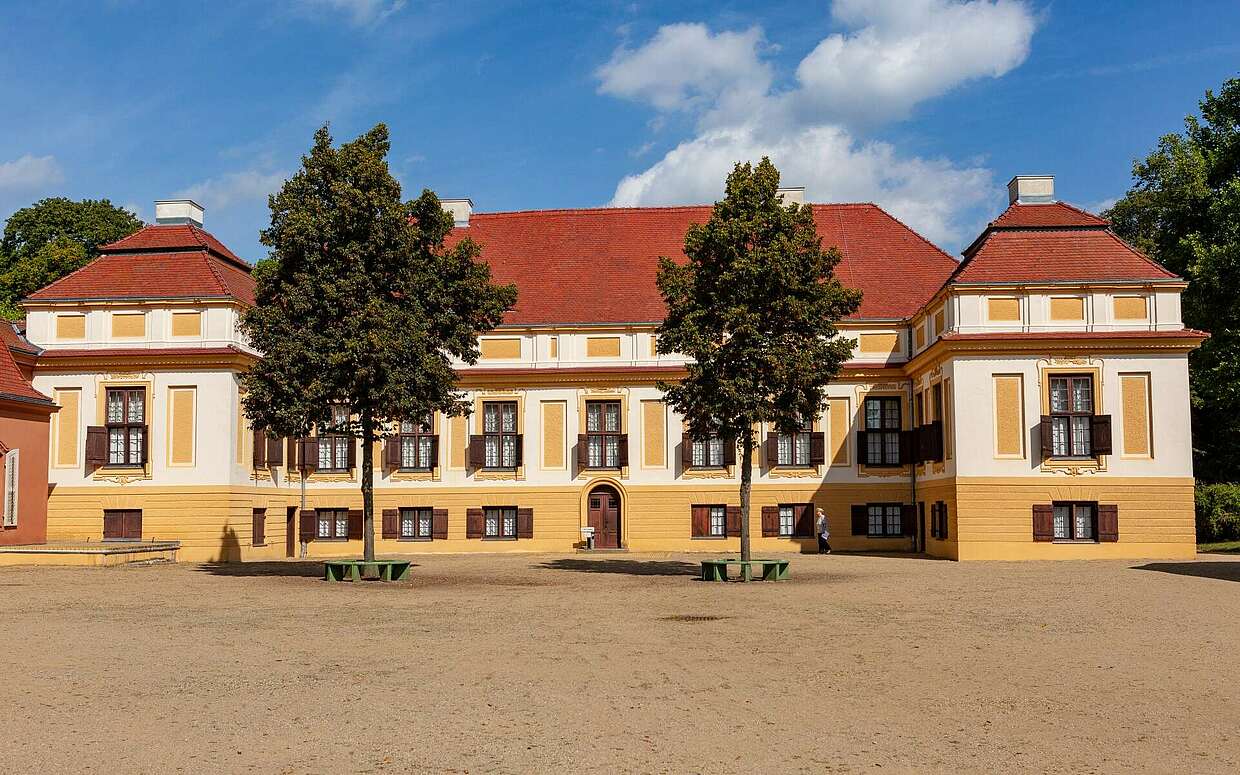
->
[600, 0, 1038, 247]
[291, 0, 407, 26]
[177, 169, 289, 212]
[0, 154, 64, 191]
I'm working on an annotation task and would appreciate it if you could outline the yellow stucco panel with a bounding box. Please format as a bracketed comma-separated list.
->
[168, 387, 196, 465]
[586, 336, 621, 358]
[827, 396, 850, 466]
[1120, 373, 1151, 457]
[448, 414, 467, 469]
[55, 314, 86, 340]
[641, 399, 665, 468]
[993, 374, 1024, 458]
[986, 297, 1021, 322]
[1049, 297, 1085, 321]
[541, 400, 566, 469]
[111, 312, 146, 338]
[548, 337, 558, 358]
[479, 337, 522, 360]
[171, 311, 202, 337]
[1114, 296, 1148, 320]
[53, 388, 80, 467]
[858, 333, 898, 357]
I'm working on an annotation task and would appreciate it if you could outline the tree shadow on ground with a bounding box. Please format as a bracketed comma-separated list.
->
[536, 558, 699, 577]
[193, 561, 330, 578]
[1130, 561, 1240, 583]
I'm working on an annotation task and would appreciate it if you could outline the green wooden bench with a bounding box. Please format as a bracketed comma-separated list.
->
[323, 559, 411, 582]
[701, 558, 790, 582]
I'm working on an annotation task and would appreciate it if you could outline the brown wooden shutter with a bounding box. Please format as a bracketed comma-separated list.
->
[385, 438, 401, 468]
[300, 438, 319, 471]
[690, 505, 708, 538]
[1091, 415, 1113, 455]
[1039, 417, 1054, 459]
[468, 435, 486, 468]
[514, 435, 524, 467]
[929, 502, 938, 539]
[381, 508, 398, 539]
[760, 506, 778, 537]
[1032, 504, 1054, 542]
[429, 436, 440, 470]
[516, 507, 534, 539]
[345, 438, 357, 470]
[266, 434, 284, 466]
[432, 508, 448, 540]
[721, 437, 736, 466]
[347, 509, 363, 540]
[900, 504, 916, 536]
[797, 503, 815, 537]
[252, 429, 267, 468]
[465, 508, 484, 538]
[299, 509, 316, 540]
[851, 504, 868, 535]
[1097, 504, 1119, 542]
[287, 438, 299, 470]
[680, 438, 695, 469]
[898, 430, 914, 465]
[765, 434, 780, 465]
[940, 502, 949, 540]
[103, 510, 122, 539]
[577, 435, 589, 469]
[725, 506, 742, 537]
[617, 435, 629, 467]
[931, 420, 944, 462]
[140, 431, 149, 466]
[809, 432, 826, 465]
[86, 426, 108, 467]
[855, 430, 869, 465]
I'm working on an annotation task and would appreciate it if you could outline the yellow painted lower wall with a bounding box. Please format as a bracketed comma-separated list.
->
[954, 476, 1196, 560]
[43, 476, 1197, 562]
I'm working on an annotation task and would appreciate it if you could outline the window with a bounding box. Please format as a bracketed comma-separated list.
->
[401, 507, 433, 540]
[483, 402, 519, 469]
[105, 387, 146, 466]
[690, 433, 725, 467]
[398, 414, 434, 470]
[864, 397, 901, 466]
[867, 504, 903, 537]
[252, 508, 266, 546]
[1053, 502, 1096, 541]
[317, 508, 349, 540]
[2, 448, 18, 527]
[708, 505, 726, 537]
[318, 406, 353, 471]
[585, 400, 622, 468]
[484, 506, 518, 539]
[778, 505, 795, 537]
[932, 383, 943, 424]
[776, 415, 814, 466]
[1049, 375, 1093, 457]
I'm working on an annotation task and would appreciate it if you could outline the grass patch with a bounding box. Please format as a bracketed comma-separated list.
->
[1198, 540, 1240, 554]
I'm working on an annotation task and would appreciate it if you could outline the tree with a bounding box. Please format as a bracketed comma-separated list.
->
[240, 124, 517, 563]
[0, 197, 143, 317]
[1106, 78, 1240, 482]
[655, 158, 862, 565]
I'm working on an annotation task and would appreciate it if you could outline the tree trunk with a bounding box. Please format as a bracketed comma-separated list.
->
[361, 409, 376, 563]
[739, 426, 753, 565]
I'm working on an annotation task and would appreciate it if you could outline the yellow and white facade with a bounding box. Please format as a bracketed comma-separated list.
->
[19, 180, 1204, 561]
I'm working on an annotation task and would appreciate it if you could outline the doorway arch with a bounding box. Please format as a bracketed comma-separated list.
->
[586, 484, 622, 549]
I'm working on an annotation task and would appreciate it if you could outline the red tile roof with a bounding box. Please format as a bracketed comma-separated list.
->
[25, 224, 255, 305]
[0, 321, 39, 356]
[0, 336, 52, 405]
[952, 201, 1177, 285]
[449, 203, 959, 324]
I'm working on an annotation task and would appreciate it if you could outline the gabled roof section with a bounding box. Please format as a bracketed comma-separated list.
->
[448, 203, 958, 325]
[0, 330, 52, 405]
[951, 201, 1178, 286]
[0, 320, 39, 356]
[25, 224, 255, 305]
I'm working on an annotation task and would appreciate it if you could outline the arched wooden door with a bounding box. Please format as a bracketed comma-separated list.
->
[587, 486, 621, 549]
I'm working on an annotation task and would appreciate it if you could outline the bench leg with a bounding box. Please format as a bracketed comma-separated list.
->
[741, 563, 752, 582]
[778, 562, 790, 580]
[349, 564, 361, 582]
[395, 563, 410, 581]
[324, 564, 334, 581]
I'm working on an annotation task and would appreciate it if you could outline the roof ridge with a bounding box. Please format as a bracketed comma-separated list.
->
[200, 252, 234, 297]
[1100, 229, 1180, 279]
[469, 202, 883, 219]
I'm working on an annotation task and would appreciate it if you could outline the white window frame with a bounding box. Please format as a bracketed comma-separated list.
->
[3, 448, 18, 527]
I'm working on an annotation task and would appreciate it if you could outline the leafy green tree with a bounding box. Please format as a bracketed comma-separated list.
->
[655, 158, 862, 564]
[240, 124, 516, 563]
[1107, 78, 1240, 482]
[0, 197, 143, 317]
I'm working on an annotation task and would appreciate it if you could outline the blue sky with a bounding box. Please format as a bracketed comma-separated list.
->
[1, 0, 1237, 262]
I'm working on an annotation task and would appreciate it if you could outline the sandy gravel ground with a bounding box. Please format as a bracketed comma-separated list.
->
[1, 551, 1238, 774]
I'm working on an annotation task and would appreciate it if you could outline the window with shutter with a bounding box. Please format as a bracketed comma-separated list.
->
[482, 506, 518, 539]
[399, 507, 434, 540]
[774, 415, 815, 467]
[863, 503, 904, 537]
[315, 508, 350, 541]
[318, 406, 353, 471]
[396, 414, 436, 470]
[691, 504, 727, 538]
[104, 387, 146, 466]
[482, 402, 519, 469]
[2, 448, 18, 527]
[584, 401, 624, 468]
[1050, 501, 1100, 542]
[862, 397, 902, 466]
[1045, 375, 1111, 459]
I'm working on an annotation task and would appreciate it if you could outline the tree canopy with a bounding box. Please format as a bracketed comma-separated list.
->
[240, 123, 517, 561]
[0, 197, 143, 318]
[1107, 78, 1240, 482]
[655, 157, 862, 562]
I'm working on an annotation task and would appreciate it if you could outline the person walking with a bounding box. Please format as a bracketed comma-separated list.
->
[815, 507, 831, 554]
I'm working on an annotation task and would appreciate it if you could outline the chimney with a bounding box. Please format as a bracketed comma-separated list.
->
[154, 199, 205, 227]
[777, 186, 805, 206]
[442, 198, 473, 227]
[1007, 175, 1054, 205]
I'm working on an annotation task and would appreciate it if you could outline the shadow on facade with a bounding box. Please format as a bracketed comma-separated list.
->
[1130, 561, 1240, 583]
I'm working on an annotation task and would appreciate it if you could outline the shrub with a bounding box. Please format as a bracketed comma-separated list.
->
[1195, 483, 1240, 543]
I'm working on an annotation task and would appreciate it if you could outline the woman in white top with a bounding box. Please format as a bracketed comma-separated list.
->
[815, 507, 831, 554]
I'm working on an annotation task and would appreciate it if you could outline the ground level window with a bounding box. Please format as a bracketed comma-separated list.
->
[485, 506, 517, 539]
[778, 505, 795, 537]
[401, 507, 433, 540]
[317, 508, 348, 540]
[708, 505, 726, 537]
[868, 504, 902, 537]
[1053, 502, 1095, 541]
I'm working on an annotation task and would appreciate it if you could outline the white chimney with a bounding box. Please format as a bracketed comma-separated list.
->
[777, 186, 805, 206]
[1007, 175, 1055, 205]
[154, 199, 205, 227]
[442, 198, 473, 227]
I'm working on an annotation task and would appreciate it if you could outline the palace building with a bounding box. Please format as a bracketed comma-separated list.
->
[4, 175, 1203, 561]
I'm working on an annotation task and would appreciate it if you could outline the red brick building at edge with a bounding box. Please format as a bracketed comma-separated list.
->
[0, 321, 56, 545]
